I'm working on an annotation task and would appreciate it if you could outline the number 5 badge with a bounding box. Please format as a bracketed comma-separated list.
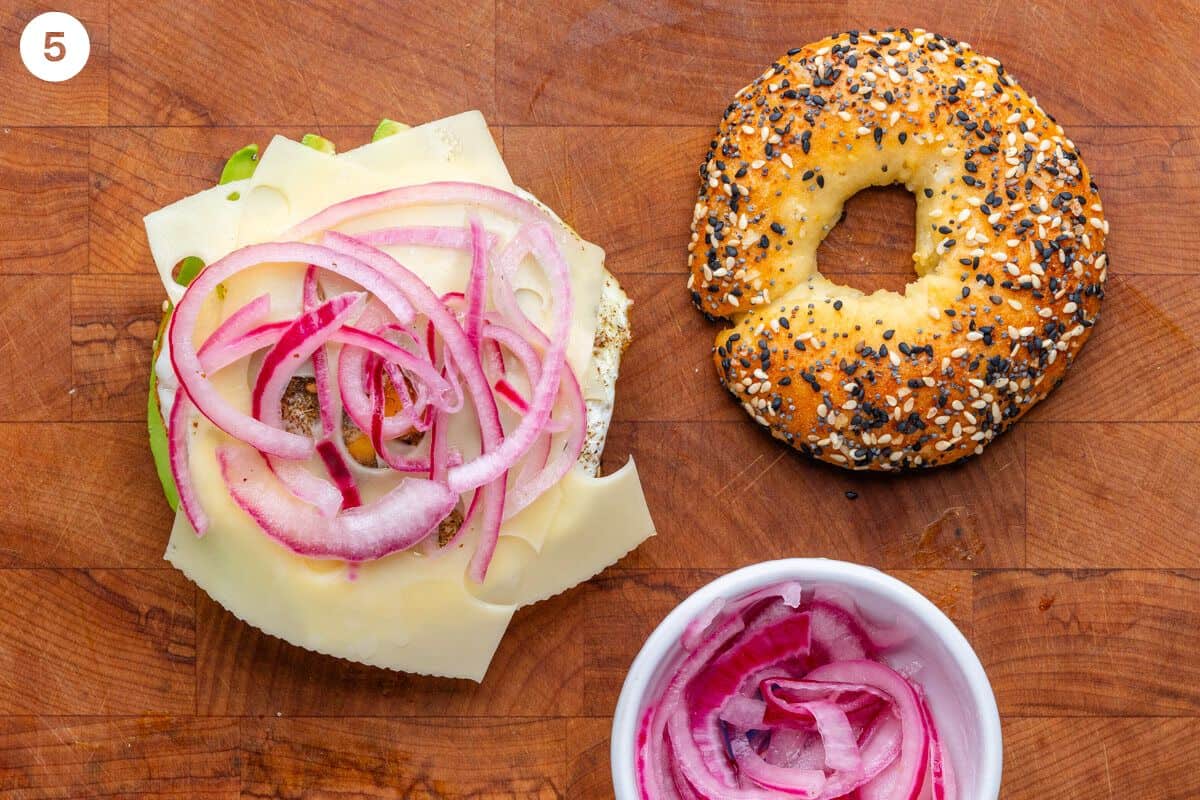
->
[20, 11, 90, 83]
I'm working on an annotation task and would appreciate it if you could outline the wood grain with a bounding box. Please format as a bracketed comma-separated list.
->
[70, 273, 162, 421]
[240, 717, 565, 799]
[1002, 717, 1200, 800]
[1027, 424, 1200, 567]
[0, 569, 194, 715]
[109, 0, 495, 126]
[975, 570, 1200, 716]
[497, 0, 1200, 127]
[0, 716, 240, 800]
[0, 277, 72, 420]
[0, 129, 89, 275]
[0, 1, 1196, 796]
[603, 421, 1025, 569]
[566, 717, 613, 800]
[0, 423, 173, 568]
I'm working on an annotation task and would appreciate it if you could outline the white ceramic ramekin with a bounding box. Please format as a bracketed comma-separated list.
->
[611, 558, 1002, 799]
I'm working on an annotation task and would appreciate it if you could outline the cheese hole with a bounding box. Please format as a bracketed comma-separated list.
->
[816, 185, 917, 294]
[515, 286, 549, 318]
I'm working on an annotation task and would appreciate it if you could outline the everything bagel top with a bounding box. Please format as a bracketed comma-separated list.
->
[687, 28, 1107, 470]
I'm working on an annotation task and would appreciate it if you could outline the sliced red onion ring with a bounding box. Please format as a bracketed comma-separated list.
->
[197, 321, 289, 374]
[217, 443, 455, 561]
[322, 233, 510, 580]
[286, 181, 565, 242]
[168, 183, 593, 583]
[251, 292, 367, 432]
[247, 292, 368, 516]
[352, 224, 497, 251]
[637, 586, 946, 800]
[445, 223, 570, 494]
[719, 694, 766, 729]
[669, 614, 813, 795]
[304, 266, 361, 510]
[168, 389, 207, 535]
[195, 293, 271, 362]
[303, 267, 336, 436]
[315, 439, 361, 509]
[333, 327, 453, 407]
[465, 216, 487, 351]
[638, 585, 803, 798]
[808, 664, 927, 800]
[366, 355, 432, 474]
[169, 242, 418, 459]
[493, 379, 529, 414]
[731, 736, 825, 797]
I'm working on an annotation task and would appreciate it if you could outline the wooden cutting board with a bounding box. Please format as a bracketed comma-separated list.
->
[1, 0, 1197, 796]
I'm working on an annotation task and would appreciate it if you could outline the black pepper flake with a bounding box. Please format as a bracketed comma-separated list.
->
[833, 299, 843, 310]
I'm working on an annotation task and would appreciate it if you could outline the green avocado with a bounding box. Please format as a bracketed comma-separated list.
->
[174, 255, 205, 285]
[219, 143, 259, 185]
[148, 305, 179, 511]
[372, 118, 409, 142]
[301, 133, 336, 154]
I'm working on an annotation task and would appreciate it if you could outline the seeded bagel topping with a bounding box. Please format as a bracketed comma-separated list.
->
[688, 28, 1107, 470]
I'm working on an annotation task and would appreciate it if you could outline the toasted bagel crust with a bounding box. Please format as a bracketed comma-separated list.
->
[688, 29, 1107, 470]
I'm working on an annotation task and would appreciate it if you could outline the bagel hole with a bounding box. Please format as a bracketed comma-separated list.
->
[817, 185, 917, 294]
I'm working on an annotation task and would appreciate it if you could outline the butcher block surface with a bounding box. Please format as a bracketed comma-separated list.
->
[1, 0, 1199, 797]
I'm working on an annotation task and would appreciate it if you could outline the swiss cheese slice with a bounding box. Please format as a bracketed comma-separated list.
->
[149, 111, 655, 679]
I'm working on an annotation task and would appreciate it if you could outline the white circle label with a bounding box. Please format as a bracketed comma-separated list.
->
[20, 12, 90, 83]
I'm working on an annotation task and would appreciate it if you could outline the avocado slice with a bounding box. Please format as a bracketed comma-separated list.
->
[219, 144, 259, 185]
[174, 255, 205, 285]
[372, 118, 409, 142]
[301, 133, 336, 155]
[148, 305, 179, 511]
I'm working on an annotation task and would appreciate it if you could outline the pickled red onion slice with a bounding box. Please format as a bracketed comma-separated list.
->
[164, 180, 590, 581]
[636, 586, 948, 800]
[218, 444, 456, 561]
